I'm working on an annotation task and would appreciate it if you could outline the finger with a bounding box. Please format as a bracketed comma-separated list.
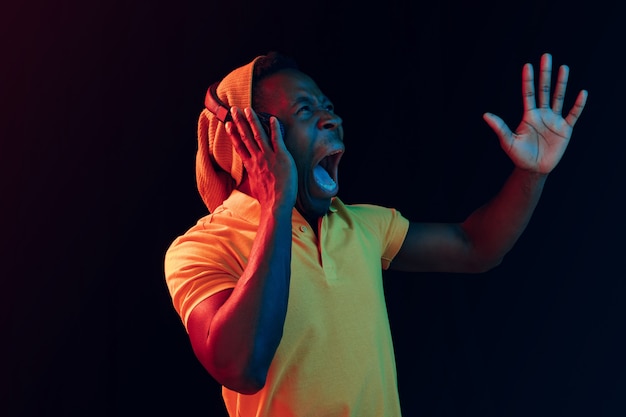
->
[268, 116, 285, 152]
[483, 112, 514, 149]
[230, 106, 259, 153]
[565, 89, 588, 127]
[522, 63, 536, 111]
[243, 107, 268, 148]
[552, 65, 570, 115]
[538, 53, 552, 108]
[225, 119, 251, 160]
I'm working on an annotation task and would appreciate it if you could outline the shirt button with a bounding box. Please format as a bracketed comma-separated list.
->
[299, 225, 307, 232]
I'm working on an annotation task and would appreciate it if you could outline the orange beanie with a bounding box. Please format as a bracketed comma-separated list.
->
[196, 55, 264, 212]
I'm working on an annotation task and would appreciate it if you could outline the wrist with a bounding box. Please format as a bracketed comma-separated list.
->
[514, 166, 549, 181]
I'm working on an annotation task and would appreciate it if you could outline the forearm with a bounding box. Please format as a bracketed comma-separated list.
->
[462, 167, 547, 269]
[206, 204, 293, 392]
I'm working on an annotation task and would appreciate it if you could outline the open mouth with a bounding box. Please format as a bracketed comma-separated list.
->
[312, 148, 343, 196]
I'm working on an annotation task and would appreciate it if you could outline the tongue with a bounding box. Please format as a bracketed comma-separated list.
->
[313, 165, 336, 192]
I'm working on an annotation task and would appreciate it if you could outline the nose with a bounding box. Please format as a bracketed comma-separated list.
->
[317, 110, 342, 131]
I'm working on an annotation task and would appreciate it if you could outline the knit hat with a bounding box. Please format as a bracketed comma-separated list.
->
[196, 55, 264, 212]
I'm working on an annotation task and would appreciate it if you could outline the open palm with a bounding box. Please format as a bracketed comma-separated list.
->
[484, 53, 588, 174]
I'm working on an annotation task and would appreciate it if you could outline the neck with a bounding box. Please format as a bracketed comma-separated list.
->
[239, 177, 324, 237]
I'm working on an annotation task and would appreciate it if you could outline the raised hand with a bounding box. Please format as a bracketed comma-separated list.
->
[483, 53, 588, 174]
[226, 106, 298, 208]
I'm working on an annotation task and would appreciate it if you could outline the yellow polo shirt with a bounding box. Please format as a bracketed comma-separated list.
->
[164, 190, 409, 417]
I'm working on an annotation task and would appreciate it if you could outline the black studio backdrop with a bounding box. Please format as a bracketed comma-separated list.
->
[2, 1, 625, 416]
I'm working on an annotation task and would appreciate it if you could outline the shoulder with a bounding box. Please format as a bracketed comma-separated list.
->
[331, 197, 408, 225]
[330, 197, 409, 240]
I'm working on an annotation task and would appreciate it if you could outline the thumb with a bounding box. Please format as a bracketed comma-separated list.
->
[483, 112, 513, 146]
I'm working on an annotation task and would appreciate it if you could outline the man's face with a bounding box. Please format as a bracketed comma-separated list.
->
[256, 69, 345, 220]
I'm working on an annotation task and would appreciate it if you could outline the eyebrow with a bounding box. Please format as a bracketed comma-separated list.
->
[290, 93, 332, 109]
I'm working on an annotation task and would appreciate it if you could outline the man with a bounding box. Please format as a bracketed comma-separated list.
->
[164, 51, 587, 416]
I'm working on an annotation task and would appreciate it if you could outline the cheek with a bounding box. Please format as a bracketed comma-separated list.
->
[284, 141, 309, 171]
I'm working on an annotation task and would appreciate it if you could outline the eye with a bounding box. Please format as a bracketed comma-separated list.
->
[296, 105, 312, 115]
[325, 103, 335, 113]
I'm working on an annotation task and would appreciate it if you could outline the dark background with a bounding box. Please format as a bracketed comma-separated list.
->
[2, 1, 625, 416]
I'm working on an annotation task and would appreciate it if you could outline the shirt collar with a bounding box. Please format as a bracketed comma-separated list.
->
[221, 190, 339, 223]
